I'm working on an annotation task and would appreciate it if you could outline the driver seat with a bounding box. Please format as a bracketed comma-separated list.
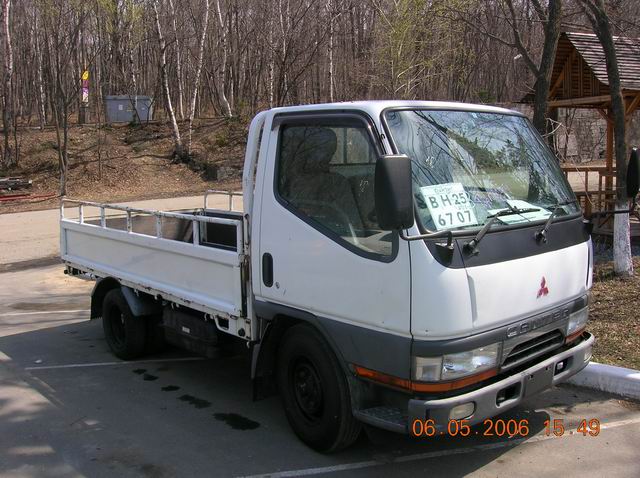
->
[285, 127, 363, 232]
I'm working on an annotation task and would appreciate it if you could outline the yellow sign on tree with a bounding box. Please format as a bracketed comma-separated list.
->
[81, 70, 89, 81]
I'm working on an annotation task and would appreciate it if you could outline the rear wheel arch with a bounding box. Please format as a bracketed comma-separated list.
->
[90, 277, 121, 319]
[91, 278, 162, 320]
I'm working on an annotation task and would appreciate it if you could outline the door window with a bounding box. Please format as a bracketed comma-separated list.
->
[276, 118, 394, 257]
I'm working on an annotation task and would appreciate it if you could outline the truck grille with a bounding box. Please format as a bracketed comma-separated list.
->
[502, 330, 564, 370]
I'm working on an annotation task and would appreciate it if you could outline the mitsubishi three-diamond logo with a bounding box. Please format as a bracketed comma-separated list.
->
[537, 276, 549, 298]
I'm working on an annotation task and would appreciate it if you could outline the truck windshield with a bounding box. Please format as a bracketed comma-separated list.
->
[384, 109, 580, 232]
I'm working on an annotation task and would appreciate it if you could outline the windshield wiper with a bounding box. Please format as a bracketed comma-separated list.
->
[535, 199, 579, 243]
[465, 205, 540, 255]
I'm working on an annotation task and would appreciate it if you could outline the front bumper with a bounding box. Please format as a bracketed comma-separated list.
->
[353, 332, 594, 433]
[407, 332, 594, 431]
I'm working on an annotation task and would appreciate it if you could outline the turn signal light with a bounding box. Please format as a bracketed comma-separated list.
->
[565, 327, 585, 344]
[353, 365, 497, 393]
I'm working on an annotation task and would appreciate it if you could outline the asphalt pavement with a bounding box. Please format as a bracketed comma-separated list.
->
[1, 197, 639, 477]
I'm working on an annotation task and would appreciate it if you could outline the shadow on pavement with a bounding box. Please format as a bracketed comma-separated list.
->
[0, 317, 633, 477]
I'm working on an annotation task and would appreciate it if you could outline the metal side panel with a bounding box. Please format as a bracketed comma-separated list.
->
[61, 220, 243, 317]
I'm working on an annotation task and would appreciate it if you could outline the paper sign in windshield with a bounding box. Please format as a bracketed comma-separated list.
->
[420, 183, 478, 230]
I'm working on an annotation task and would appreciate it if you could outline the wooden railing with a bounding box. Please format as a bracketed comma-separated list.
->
[560, 164, 616, 220]
[560, 164, 640, 237]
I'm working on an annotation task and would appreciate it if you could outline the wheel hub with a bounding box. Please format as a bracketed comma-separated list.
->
[292, 359, 323, 420]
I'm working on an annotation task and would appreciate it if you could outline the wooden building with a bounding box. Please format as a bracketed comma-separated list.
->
[524, 32, 640, 236]
[526, 32, 640, 233]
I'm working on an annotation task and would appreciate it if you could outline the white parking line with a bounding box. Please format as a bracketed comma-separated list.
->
[25, 357, 206, 371]
[240, 415, 640, 478]
[0, 309, 90, 317]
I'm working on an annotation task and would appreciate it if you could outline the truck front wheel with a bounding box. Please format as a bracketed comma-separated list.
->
[276, 324, 361, 452]
[102, 288, 147, 360]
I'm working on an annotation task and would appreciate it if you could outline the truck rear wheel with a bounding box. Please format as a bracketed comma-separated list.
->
[102, 288, 147, 360]
[276, 324, 361, 452]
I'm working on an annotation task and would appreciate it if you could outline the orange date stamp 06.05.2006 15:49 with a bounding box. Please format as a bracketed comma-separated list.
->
[411, 418, 601, 438]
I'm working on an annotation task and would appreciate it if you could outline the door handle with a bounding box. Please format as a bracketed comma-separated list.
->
[262, 253, 273, 287]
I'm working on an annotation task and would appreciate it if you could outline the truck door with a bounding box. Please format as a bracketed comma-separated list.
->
[255, 112, 412, 377]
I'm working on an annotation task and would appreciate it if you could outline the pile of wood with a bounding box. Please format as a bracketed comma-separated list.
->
[0, 177, 32, 192]
[0, 177, 34, 202]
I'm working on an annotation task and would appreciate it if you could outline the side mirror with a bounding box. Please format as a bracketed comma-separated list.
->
[374, 154, 414, 230]
[627, 148, 640, 199]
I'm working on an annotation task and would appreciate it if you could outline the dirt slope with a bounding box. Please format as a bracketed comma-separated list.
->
[0, 118, 246, 213]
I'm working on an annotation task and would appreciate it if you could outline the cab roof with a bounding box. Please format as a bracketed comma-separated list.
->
[266, 100, 523, 119]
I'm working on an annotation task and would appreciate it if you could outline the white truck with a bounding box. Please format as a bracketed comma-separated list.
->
[61, 101, 636, 452]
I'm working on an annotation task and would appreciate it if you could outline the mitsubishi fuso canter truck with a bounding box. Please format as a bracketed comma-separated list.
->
[62, 100, 631, 452]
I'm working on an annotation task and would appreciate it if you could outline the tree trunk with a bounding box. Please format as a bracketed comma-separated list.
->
[613, 199, 633, 276]
[505, 0, 561, 135]
[327, 0, 334, 102]
[34, 8, 46, 130]
[51, 106, 64, 195]
[167, 0, 185, 120]
[127, 29, 141, 124]
[582, 0, 632, 277]
[268, 21, 274, 108]
[214, 0, 232, 117]
[187, 0, 211, 155]
[2, 0, 14, 167]
[277, 0, 289, 106]
[61, 100, 69, 196]
[153, 1, 183, 159]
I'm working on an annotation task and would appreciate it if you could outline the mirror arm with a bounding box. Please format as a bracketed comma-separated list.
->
[399, 229, 455, 263]
[399, 229, 453, 242]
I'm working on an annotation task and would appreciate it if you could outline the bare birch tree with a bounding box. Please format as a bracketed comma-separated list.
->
[153, 0, 184, 159]
[1, 0, 14, 166]
[214, 0, 232, 117]
[326, 0, 335, 102]
[168, 0, 185, 120]
[187, 0, 211, 155]
[34, 8, 47, 130]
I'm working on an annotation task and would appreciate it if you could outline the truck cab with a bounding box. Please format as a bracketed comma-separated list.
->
[61, 100, 595, 453]
[247, 101, 593, 448]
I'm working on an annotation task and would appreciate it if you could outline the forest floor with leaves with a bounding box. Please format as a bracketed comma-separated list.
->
[0, 118, 246, 213]
[590, 255, 640, 370]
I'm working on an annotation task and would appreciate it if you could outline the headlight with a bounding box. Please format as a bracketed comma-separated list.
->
[567, 307, 589, 337]
[413, 343, 501, 382]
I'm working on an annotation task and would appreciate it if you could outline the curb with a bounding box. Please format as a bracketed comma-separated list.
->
[567, 361, 640, 401]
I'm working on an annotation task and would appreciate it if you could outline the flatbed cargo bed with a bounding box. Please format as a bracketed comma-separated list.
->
[60, 193, 251, 339]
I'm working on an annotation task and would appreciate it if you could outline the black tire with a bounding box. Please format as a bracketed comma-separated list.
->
[102, 288, 147, 360]
[277, 324, 361, 452]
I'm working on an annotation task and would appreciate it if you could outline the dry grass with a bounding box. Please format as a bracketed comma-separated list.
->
[589, 256, 640, 370]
